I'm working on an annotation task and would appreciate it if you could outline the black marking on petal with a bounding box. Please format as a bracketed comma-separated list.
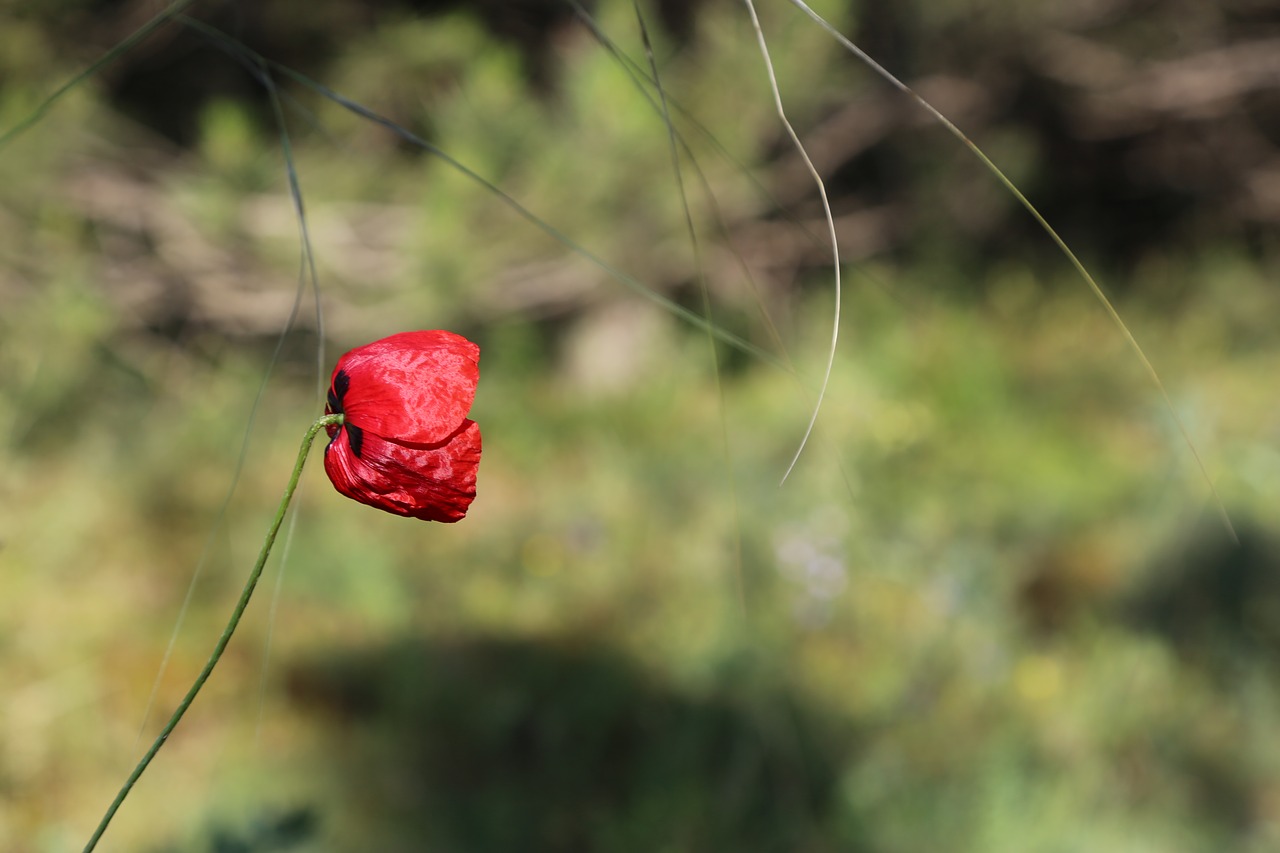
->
[328, 369, 350, 414]
[346, 423, 364, 459]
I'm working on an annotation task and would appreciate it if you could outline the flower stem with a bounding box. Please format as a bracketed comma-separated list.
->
[83, 413, 343, 852]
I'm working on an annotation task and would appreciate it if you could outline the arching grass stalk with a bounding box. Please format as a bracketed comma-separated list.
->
[783, 0, 1235, 540]
[83, 413, 344, 852]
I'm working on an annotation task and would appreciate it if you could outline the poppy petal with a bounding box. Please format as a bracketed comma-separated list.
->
[324, 420, 481, 523]
[331, 330, 479, 445]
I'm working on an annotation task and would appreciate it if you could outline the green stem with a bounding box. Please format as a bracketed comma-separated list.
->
[83, 413, 343, 852]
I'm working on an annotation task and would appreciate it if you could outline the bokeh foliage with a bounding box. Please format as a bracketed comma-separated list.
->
[2, 1, 1279, 850]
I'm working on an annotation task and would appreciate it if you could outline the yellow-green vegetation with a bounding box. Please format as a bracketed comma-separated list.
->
[2, 2, 1279, 851]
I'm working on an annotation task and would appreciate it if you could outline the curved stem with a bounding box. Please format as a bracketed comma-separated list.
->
[84, 413, 343, 852]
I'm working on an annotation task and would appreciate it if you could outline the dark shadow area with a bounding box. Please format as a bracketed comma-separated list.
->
[1015, 517, 1280, 673]
[152, 807, 318, 853]
[1011, 517, 1280, 837]
[1125, 519, 1280, 677]
[32, 0, 1280, 272]
[283, 635, 861, 852]
[34, 0, 623, 145]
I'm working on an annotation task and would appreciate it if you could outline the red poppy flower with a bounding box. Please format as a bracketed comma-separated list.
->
[323, 330, 481, 522]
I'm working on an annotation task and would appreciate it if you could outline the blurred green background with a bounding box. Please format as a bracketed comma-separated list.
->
[2, 0, 1279, 850]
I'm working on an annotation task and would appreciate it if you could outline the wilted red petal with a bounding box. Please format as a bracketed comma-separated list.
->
[330, 330, 479, 445]
[324, 420, 481, 523]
